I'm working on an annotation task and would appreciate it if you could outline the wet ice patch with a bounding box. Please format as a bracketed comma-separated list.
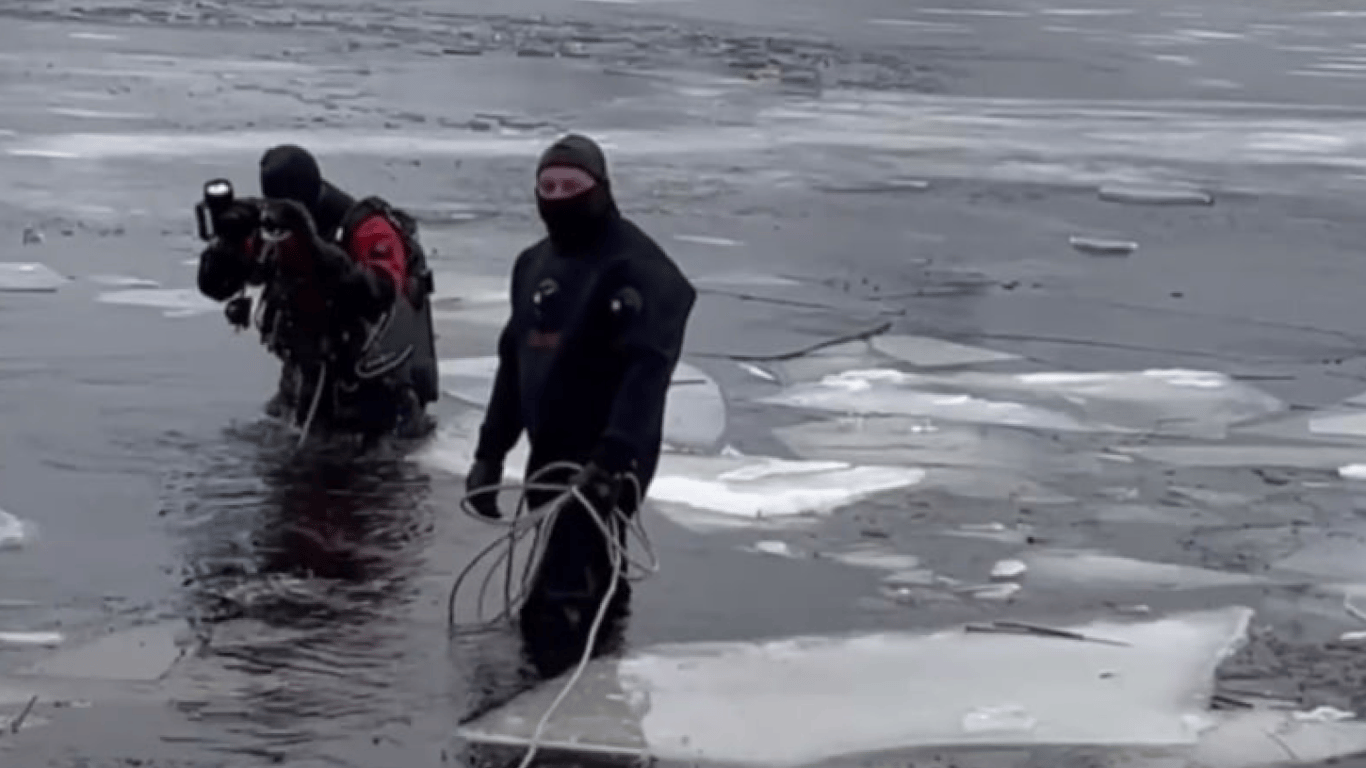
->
[459, 607, 1254, 764]
[649, 456, 924, 532]
[765, 368, 1282, 439]
[1021, 551, 1266, 591]
[96, 288, 218, 317]
[761, 370, 1096, 432]
[87, 274, 159, 288]
[0, 263, 68, 292]
[1120, 443, 1366, 470]
[869, 335, 1019, 368]
[436, 357, 727, 449]
[24, 621, 189, 680]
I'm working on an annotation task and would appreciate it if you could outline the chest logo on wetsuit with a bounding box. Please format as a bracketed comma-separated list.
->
[528, 330, 561, 350]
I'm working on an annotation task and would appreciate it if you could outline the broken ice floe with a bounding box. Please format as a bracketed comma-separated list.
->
[1340, 464, 1366, 480]
[417, 419, 923, 532]
[1069, 236, 1138, 257]
[437, 357, 727, 450]
[0, 509, 32, 551]
[869, 335, 1019, 369]
[459, 607, 1254, 765]
[1121, 443, 1366, 470]
[96, 288, 218, 317]
[22, 622, 189, 681]
[1097, 183, 1214, 206]
[763, 368, 1283, 439]
[0, 631, 63, 648]
[1020, 551, 1266, 592]
[0, 262, 68, 292]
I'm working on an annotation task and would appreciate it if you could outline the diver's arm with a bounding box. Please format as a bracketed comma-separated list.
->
[474, 322, 526, 464]
[590, 263, 697, 478]
[474, 255, 530, 463]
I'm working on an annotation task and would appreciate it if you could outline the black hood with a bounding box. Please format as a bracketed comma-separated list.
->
[259, 145, 354, 239]
[535, 133, 619, 254]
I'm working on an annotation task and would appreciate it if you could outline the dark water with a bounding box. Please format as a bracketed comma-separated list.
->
[4, 0, 1366, 765]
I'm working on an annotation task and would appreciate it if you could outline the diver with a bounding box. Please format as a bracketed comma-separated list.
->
[462, 133, 696, 659]
[196, 145, 440, 442]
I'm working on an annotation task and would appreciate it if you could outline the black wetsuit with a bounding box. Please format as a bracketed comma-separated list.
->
[473, 135, 695, 621]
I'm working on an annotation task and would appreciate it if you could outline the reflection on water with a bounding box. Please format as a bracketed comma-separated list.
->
[157, 420, 637, 765]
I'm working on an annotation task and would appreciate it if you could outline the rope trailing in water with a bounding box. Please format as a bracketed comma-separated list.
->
[449, 461, 659, 768]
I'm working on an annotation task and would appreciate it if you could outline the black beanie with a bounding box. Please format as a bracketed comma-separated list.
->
[260, 144, 323, 205]
[536, 134, 609, 185]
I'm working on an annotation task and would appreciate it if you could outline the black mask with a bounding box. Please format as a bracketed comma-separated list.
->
[537, 187, 613, 253]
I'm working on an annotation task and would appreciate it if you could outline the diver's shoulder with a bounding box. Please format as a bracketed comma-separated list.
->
[617, 218, 691, 285]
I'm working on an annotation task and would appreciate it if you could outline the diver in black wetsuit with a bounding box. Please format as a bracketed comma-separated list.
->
[196, 145, 439, 441]
[463, 134, 695, 662]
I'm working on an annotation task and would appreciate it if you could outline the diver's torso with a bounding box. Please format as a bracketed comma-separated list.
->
[512, 231, 633, 463]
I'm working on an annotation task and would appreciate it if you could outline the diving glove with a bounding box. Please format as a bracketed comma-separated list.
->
[465, 459, 504, 520]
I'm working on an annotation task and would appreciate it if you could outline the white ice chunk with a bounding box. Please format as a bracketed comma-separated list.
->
[672, 234, 742, 247]
[436, 356, 727, 450]
[458, 607, 1254, 765]
[749, 540, 800, 558]
[0, 509, 33, 551]
[1097, 184, 1214, 206]
[870, 335, 1020, 368]
[739, 362, 778, 382]
[0, 631, 63, 647]
[1021, 551, 1266, 591]
[1069, 236, 1139, 256]
[97, 288, 217, 316]
[649, 456, 924, 531]
[0, 262, 68, 292]
[692, 272, 800, 289]
[1341, 464, 1366, 480]
[1311, 410, 1366, 438]
[991, 559, 1028, 579]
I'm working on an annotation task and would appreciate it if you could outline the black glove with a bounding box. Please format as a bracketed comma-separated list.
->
[260, 198, 317, 240]
[465, 459, 504, 520]
[571, 463, 624, 520]
[216, 200, 261, 246]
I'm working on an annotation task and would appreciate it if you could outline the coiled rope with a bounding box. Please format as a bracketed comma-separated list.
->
[449, 461, 659, 768]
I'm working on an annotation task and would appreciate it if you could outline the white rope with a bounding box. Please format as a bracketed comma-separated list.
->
[449, 461, 659, 768]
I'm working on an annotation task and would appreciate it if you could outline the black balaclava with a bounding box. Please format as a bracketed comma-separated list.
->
[259, 145, 355, 239]
[535, 134, 620, 253]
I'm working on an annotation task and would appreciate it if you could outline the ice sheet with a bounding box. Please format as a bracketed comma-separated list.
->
[1021, 551, 1267, 592]
[1273, 526, 1366, 582]
[764, 369, 1283, 439]
[1184, 709, 1366, 768]
[762, 370, 1095, 432]
[436, 356, 727, 450]
[869, 335, 1020, 368]
[0, 262, 68, 292]
[459, 607, 1254, 765]
[416, 419, 922, 531]
[96, 288, 218, 317]
[773, 415, 1099, 474]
